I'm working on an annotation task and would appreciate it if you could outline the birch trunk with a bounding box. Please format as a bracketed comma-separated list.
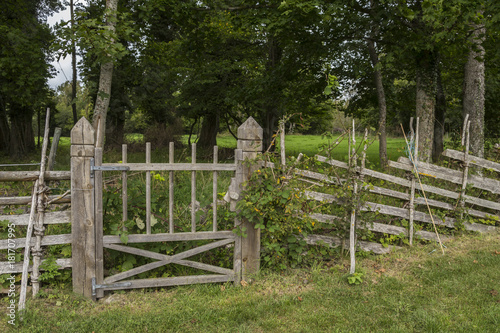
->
[367, 38, 387, 168]
[92, 0, 118, 148]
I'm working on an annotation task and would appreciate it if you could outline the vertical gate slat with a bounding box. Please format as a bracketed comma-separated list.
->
[191, 143, 196, 232]
[95, 147, 104, 299]
[122, 144, 128, 224]
[409, 118, 419, 246]
[146, 142, 151, 234]
[233, 149, 243, 283]
[213, 146, 218, 232]
[169, 142, 174, 233]
[349, 120, 357, 274]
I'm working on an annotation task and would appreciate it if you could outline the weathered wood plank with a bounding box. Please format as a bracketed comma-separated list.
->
[0, 258, 72, 274]
[122, 144, 128, 224]
[97, 163, 237, 172]
[169, 142, 174, 234]
[146, 142, 151, 235]
[0, 194, 71, 205]
[238, 118, 263, 279]
[304, 234, 400, 255]
[443, 149, 500, 173]
[322, 166, 500, 211]
[71, 117, 95, 298]
[392, 157, 500, 194]
[47, 127, 62, 171]
[103, 231, 235, 245]
[95, 147, 104, 299]
[104, 238, 234, 283]
[191, 143, 196, 233]
[213, 146, 218, 232]
[0, 211, 70, 226]
[102, 275, 234, 292]
[294, 168, 341, 185]
[0, 171, 70, 182]
[305, 190, 497, 233]
[0, 233, 71, 250]
[316, 155, 413, 189]
[308, 212, 450, 242]
[19, 180, 39, 309]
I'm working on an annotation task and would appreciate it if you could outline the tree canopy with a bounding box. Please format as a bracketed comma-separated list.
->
[1, 0, 499, 161]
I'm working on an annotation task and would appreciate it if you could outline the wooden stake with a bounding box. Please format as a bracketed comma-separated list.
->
[401, 123, 445, 254]
[146, 142, 151, 234]
[349, 119, 356, 274]
[19, 108, 51, 311]
[280, 120, 286, 166]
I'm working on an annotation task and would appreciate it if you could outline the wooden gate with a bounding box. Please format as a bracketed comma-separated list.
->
[70, 117, 262, 299]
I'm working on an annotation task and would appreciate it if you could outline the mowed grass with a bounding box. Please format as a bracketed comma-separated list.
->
[183, 133, 406, 168]
[5, 232, 499, 333]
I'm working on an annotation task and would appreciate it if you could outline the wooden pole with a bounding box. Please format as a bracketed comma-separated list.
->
[408, 117, 416, 246]
[280, 120, 286, 166]
[460, 118, 471, 217]
[191, 143, 196, 233]
[94, 147, 104, 299]
[71, 117, 96, 298]
[146, 142, 151, 234]
[169, 142, 174, 234]
[213, 146, 218, 232]
[401, 123, 445, 254]
[122, 144, 128, 224]
[18, 180, 39, 312]
[47, 127, 62, 171]
[236, 117, 263, 279]
[349, 119, 357, 274]
[19, 108, 51, 311]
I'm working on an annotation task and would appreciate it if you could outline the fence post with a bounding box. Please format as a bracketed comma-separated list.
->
[236, 117, 263, 279]
[70, 117, 95, 298]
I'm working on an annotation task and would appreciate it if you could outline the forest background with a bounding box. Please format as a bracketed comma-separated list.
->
[1, 0, 499, 165]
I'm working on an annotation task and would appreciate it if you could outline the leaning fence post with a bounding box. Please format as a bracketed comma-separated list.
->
[71, 117, 96, 298]
[236, 117, 263, 279]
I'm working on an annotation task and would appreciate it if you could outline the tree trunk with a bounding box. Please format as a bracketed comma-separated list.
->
[463, 21, 485, 158]
[367, 38, 387, 168]
[9, 106, 35, 157]
[71, 0, 78, 125]
[0, 104, 10, 153]
[262, 37, 282, 151]
[198, 112, 219, 149]
[433, 58, 446, 162]
[415, 51, 437, 162]
[263, 108, 277, 152]
[92, 0, 118, 148]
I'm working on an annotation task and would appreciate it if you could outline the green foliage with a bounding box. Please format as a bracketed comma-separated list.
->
[347, 272, 364, 285]
[39, 256, 62, 282]
[236, 154, 344, 269]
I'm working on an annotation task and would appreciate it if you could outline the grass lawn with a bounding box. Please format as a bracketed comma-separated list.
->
[182, 133, 407, 168]
[4, 232, 499, 332]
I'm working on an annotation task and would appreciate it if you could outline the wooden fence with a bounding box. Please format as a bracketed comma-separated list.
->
[1, 115, 498, 302]
[291, 118, 499, 273]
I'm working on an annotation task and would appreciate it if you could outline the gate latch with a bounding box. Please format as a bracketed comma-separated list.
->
[90, 158, 130, 178]
[92, 277, 132, 297]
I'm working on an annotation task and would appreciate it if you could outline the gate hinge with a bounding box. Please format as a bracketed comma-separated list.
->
[90, 158, 130, 178]
[92, 277, 132, 297]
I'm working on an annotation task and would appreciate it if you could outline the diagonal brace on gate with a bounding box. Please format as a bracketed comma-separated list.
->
[103, 238, 235, 284]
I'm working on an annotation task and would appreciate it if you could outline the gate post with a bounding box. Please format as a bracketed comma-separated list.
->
[70, 117, 96, 298]
[236, 117, 263, 279]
